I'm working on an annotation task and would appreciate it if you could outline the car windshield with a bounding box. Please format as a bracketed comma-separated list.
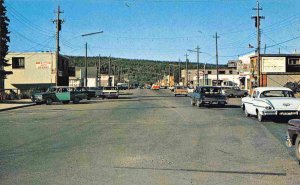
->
[201, 87, 222, 94]
[104, 87, 117, 90]
[176, 86, 186, 89]
[260, 90, 295, 98]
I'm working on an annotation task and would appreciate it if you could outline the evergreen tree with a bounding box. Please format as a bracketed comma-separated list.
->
[0, 0, 12, 89]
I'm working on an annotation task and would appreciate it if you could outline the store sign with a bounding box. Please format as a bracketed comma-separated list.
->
[262, 57, 286, 73]
[36, 61, 51, 69]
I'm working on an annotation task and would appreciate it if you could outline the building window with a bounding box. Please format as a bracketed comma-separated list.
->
[12, 57, 25, 69]
[288, 58, 300, 65]
[207, 71, 212, 74]
[219, 71, 225, 74]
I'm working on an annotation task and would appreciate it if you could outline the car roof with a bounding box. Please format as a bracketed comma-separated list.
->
[254, 87, 292, 92]
[197, 86, 222, 88]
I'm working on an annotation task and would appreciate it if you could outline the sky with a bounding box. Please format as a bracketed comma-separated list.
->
[5, 0, 300, 64]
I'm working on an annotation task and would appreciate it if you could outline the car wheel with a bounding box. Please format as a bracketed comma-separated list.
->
[295, 136, 300, 162]
[191, 99, 195, 106]
[257, 112, 264, 122]
[46, 98, 53, 105]
[62, 101, 70, 104]
[73, 97, 80, 104]
[244, 107, 250, 117]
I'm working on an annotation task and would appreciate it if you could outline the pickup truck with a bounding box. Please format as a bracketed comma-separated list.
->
[190, 86, 228, 107]
[102, 86, 119, 99]
[31, 86, 88, 105]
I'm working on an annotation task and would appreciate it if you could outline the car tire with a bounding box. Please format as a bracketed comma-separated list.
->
[46, 98, 53, 105]
[73, 97, 80, 104]
[295, 136, 300, 162]
[244, 107, 250, 117]
[191, 99, 195, 106]
[257, 112, 264, 122]
[62, 101, 70, 104]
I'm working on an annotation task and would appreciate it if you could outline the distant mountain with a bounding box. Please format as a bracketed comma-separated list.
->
[67, 56, 225, 85]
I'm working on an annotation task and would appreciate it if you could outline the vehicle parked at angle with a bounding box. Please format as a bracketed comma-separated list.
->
[286, 119, 300, 163]
[222, 86, 248, 97]
[71, 87, 96, 100]
[169, 86, 175, 92]
[242, 87, 300, 122]
[117, 83, 128, 90]
[102, 86, 119, 99]
[88, 86, 103, 98]
[174, 86, 188, 96]
[151, 84, 160, 90]
[190, 86, 228, 107]
[31, 86, 87, 105]
[187, 86, 195, 93]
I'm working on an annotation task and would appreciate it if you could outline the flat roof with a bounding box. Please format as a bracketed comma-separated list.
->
[251, 54, 300, 58]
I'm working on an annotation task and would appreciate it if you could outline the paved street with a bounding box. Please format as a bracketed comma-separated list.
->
[0, 89, 299, 185]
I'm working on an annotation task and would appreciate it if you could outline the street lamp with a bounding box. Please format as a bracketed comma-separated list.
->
[188, 46, 201, 86]
[81, 31, 104, 87]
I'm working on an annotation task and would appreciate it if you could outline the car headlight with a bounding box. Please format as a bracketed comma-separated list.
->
[265, 106, 273, 110]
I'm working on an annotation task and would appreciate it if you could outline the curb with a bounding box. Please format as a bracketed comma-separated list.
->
[0, 103, 37, 112]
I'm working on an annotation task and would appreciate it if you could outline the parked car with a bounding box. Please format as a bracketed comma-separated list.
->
[151, 84, 160, 90]
[31, 86, 87, 105]
[71, 87, 96, 100]
[222, 86, 248, 97]
[174, 86, 188, 96]
[169, 86, 175, 92]
[242, 87, 300, 122]
[102, 86, 119, 99]
[117, 83, 128, 90]
[286, 119, 300, 163]
[190, 86, 228, 107]
[88, 86, 104, 98]
[187, 86, 195, 93]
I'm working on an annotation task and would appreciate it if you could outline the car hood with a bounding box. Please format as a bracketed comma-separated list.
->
[264, 98, 300, 110]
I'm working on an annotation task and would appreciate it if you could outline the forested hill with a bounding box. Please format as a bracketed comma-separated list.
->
[67, 56, 224, 84]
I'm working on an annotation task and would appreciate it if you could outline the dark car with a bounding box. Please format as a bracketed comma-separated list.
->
[31, 86, 87, 105]
[190, 86, 228, 107]
[71, 87, 96, 100]
[222, 86, 248, 98]
[286, 119, 300, 164]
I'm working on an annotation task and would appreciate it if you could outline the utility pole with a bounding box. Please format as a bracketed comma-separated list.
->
[185, 53, 189, 86]
[279, 48, 281, 54]
[97, 54, 101, 87]
[178, 59, 181, 84]
[168, 64, 171, 87]
[196, 46, 200, 86]
[108, 56, 111, 86]
[252, 0, 264, 87]
[84, 42, 88, 87]
[203, 63, 206, 86]
[213, 32, 220, 86]
[52, 6, 64, 86]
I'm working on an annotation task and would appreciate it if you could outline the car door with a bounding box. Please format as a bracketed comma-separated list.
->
[56, 87, 71, 101]
[248, 90, 260, 115]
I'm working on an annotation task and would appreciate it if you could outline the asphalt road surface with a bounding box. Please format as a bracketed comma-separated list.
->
[0, 89, 299, 185]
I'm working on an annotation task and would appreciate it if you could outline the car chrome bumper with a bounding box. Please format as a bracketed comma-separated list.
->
[262, 110, 300, 116]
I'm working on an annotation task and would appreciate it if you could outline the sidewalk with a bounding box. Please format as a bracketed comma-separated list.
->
[0, 99, 36, 111]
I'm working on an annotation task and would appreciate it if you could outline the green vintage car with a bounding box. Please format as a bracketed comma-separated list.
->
[31, 86, 88, 105]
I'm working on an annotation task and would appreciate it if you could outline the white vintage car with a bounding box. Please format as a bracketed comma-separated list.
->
[242, 87, 300, 122]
